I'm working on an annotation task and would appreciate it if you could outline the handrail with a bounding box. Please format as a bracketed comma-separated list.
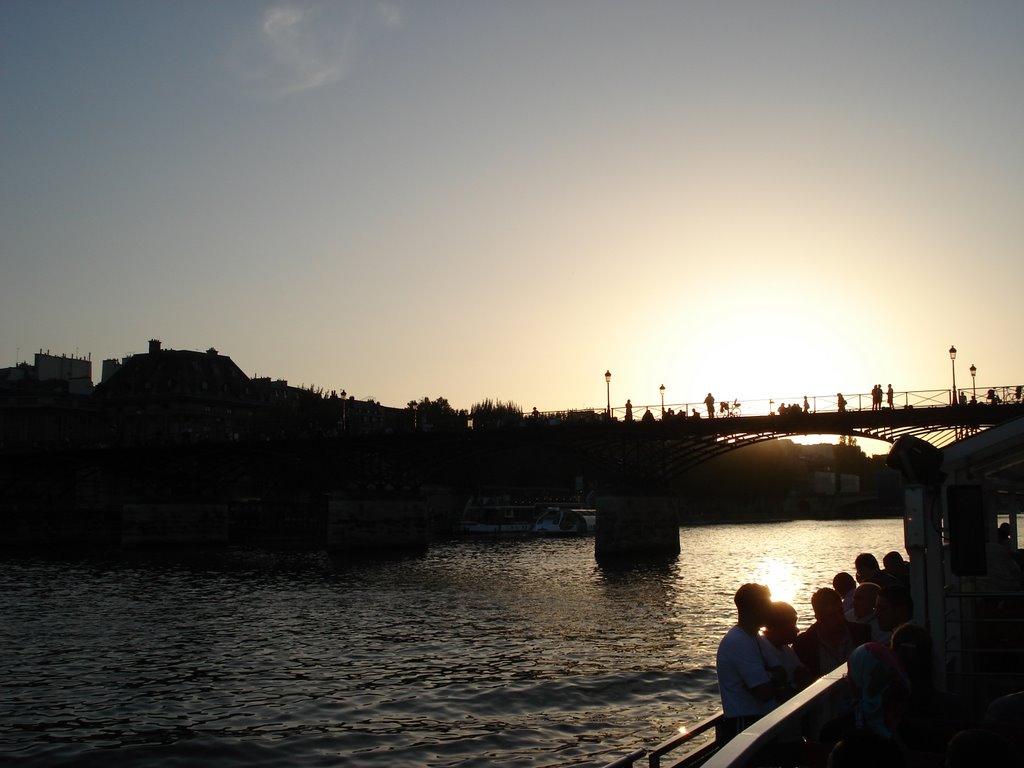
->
[647, 713, 721, 767]
[700, 668, 847, 768]
[539, 385, 1024, 423]
[601, 749, 647, 768]
[599, 667, 849, 768]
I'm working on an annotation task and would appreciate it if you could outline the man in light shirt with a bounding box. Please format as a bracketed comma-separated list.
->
[716, 583, 786, 743]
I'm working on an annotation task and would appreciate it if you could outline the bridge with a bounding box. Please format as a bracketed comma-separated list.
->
[492, 386, 1024, 488]
[4, 387, 1024, 499]
[2, 385, 1023, 555]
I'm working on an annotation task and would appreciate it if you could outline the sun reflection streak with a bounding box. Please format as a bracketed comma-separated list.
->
[750, 558, 801, 607]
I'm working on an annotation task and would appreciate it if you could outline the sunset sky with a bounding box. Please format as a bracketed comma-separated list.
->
[3, 1, 1022, 416]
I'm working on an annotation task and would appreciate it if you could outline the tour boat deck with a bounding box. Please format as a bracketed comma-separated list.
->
[601, 416, 1024, 768]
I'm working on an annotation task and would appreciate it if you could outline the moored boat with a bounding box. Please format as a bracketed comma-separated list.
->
[452, 496, 540, 535]
[531, 507, 596, 536]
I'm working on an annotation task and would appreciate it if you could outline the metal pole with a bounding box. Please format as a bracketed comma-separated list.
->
[949, 345, 957, 405]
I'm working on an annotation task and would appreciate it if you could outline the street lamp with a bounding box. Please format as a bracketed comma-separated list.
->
[340, 389, 347, 432]
[949, 345, 957, 405]
[604, 370, 612, 418]
[660, 383, 666, 416]
[970, 364, 977, 401]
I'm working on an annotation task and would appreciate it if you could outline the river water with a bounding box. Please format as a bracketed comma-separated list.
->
[1, 518, 902, 767]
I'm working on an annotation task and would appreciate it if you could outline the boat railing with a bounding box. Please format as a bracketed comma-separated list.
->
[599, 667, 849, 768]
[943, 587, 1024, 717]
[646, 713, 720, 767]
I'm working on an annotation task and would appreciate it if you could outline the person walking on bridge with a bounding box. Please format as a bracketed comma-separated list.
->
[705, 392, 715, 418]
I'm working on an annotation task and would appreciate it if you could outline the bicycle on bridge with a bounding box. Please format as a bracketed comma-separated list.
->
[717, 399, 742, 417]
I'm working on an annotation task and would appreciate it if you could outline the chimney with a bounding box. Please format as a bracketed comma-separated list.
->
[148, 339, 162, 354]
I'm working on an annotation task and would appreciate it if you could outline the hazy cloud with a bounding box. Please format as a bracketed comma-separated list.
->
[228, 2, 403, 97]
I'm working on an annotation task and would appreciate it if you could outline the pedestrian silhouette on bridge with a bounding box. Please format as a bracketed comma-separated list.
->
[837, 393, 847, 413]
[886, 384, 894, 410]
[803, 396, 810, 414]
[625, 399, 633, 421]
[705, 392, 715, 418]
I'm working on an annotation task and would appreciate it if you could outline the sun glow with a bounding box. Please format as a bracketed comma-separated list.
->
[750, 558, 800, 607]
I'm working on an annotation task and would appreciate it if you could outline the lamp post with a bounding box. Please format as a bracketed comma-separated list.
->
[604, 370, 612, 418]
[340, 389, 347, 432]
[970, 364, 976, 402]
[949, 345, 957, 405]
[660, 384, 665, 416]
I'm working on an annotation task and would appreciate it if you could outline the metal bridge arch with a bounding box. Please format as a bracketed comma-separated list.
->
[504, 405, 1024, 489]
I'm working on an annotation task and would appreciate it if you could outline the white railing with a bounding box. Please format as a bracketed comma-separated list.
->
[699, 668, 848, 768]
[601, 666, 849, 768]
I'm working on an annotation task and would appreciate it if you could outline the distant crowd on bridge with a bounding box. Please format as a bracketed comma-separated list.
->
[531, 383, 1024, 427]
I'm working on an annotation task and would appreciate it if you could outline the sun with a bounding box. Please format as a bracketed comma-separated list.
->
[750, 558, 800, 607]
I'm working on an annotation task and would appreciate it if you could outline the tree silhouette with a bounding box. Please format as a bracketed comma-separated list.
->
[470, 399, 523, 429]
[406, 396, 468, 432]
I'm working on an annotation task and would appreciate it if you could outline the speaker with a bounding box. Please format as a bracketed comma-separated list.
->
[886, 435, 945, 487]
[947, 484, 987, 576]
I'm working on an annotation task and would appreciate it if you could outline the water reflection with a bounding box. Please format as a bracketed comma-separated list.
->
[750, 558, 800, 606]
[1, 518, 903, 767]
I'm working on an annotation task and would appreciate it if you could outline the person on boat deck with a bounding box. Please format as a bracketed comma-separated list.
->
[873, 584, 913, 635]
[763, 601, 812, 695]
[946, 728, 1024, 768]
[881, 550, 911, 589]
[890, 622, 965, 753]
[793, 587, 870, 679]
[819, 641, 911, 750]
[825, 728, 907, 768]
[832, 571, 857, 614]
[847, 643, 911, 740]
[854, 552, 898, 588]
[761, 602, 810, 768]
[845, 582, 889, 645]
[715, 583, 786, 743]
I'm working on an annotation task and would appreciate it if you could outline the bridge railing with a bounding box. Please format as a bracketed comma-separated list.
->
[534, 385, 1023, 424]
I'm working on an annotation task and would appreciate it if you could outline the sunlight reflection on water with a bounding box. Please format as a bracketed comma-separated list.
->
[0, 518, 902, 767]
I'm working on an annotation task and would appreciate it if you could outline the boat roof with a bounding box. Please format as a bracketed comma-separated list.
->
[943, 414, 1024, 486]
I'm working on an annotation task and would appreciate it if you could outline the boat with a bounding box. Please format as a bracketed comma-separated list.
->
[531, 507, 596, 535]
[453, 495, 596, 536]
[600, 419, 1024, 768]
[452, 496, 543, 535]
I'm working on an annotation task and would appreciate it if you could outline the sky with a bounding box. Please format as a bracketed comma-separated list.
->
[2, 1, 1022, 418]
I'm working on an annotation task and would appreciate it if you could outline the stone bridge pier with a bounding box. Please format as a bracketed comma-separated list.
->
[594, 495, 680, 559]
